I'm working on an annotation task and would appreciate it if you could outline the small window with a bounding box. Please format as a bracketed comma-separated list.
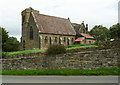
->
[59, 37, 61, 44]
[71, 38, 74, 43]
[67, 38, 69, 45]
[49, 37, 52, 45]
[30, 26, 33, 40]
[55, 37, 57, 43]
[23, 40, 25, 50]
[39, 37, 41, 49]
[89, 41, 91, 44]
[44, 36, 48, 43]
[63, 37, 66, 43]
[79, 41, 81, 44]
[22, 16, 25, 23]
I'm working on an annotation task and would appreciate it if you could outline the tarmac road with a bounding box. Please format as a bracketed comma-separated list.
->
[2, 75, 119, 83]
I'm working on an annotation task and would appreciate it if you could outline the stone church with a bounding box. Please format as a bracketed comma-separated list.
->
[20, 7, 95, 50]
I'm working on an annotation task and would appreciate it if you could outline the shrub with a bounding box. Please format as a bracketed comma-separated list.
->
[46, 44, 66, 55]
[2, 52, 8, 58]
[96, 38, 120, 49]
[111, 38, 120, 48]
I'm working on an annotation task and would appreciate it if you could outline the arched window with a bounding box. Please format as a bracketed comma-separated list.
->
[89, 41, 91, 44]
[30, 26, 33, 40]
[55, 37, 57, 43]
[39, 37, 41, 49]
[63, 37, 66, 43]
[67, 38, 69, 45]
[22, 16, 25, 23]
[49, 37, 52, 45]
[44, 36, 48, 43]
[71, 38, 74, 44]
[23, 40, 25, 50]
[59, 37, 61, 44]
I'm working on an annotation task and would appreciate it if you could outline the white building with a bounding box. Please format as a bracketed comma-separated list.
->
[118, 1, 120, 23]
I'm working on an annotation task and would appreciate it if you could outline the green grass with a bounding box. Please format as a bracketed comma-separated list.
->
[5, 49, 46, 56]
[67, 44, 98, 50]
[1, 67, 120, 76]
[3, 44, 98, 56]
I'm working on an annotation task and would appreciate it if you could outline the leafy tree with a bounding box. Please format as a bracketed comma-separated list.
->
[109, 23, 120, 39]
[1, 27, 9, 51]
[0, 27, 20, 52]
[2, 27, 9, 43]
[3, 37, 20, 52]
[89, 25, 110, 41]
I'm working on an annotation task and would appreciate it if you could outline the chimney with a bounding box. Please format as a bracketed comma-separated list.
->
[86, 24, 88, 33]
[68, 17, 70, 20]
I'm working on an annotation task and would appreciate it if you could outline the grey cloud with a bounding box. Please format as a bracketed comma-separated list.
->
[0, 0, 119, 41]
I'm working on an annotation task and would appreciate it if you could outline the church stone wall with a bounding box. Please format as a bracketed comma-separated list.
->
[2, 49, 120, 70]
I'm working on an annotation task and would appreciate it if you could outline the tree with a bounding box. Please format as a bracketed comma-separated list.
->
[89, 25, 110, 41]
[109, 23, 120, 39]
[1, 27, 9, 43]
[3, 37, 20, 52]
[0, 27, 20, 52]
[1, 27, 9, 51]
[0, 28, 2, 53]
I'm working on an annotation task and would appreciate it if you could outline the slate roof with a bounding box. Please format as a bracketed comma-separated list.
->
[32, 12, 76, 35]
[72, 23, 81, 34]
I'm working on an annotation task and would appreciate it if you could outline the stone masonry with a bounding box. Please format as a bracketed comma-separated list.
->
[2, 48, 120, 70]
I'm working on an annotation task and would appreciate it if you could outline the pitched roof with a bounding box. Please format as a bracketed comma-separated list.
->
[72, 23, 81, 34]
[75, 37, 84, 41]
[81, 33, 94, 39]
[32, 12, 76, 35]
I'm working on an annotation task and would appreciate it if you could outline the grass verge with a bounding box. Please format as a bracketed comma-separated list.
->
[1, 67, 120, 76]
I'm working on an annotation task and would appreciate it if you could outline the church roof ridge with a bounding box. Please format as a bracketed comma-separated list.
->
[32, 12, 76, 35]
[33, 12, 68, 21]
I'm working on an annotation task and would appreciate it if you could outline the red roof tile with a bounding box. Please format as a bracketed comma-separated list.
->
[75, 37, 84, 41]
[32, 12, 76, 35]
[81, 33, 94, 39]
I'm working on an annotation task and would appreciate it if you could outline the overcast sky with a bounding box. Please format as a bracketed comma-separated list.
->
[0, 0, 119, 41]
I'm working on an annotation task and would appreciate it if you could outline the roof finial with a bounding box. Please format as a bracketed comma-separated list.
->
[68, 17, 70, 20]
[82, 21, 84, 24]
[29, 6, 33, 10]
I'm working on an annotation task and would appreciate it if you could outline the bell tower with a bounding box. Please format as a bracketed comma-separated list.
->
[20, 7, 39, 50]
[21, 7, 39, 25]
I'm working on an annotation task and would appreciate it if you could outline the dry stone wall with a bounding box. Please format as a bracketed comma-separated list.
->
[2, 49, 120, 70]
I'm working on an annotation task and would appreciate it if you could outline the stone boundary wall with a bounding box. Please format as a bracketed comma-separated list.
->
[2, 49, 120, 70]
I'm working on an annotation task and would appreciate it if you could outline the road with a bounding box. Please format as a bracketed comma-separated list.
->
[1, 76, 119, 83]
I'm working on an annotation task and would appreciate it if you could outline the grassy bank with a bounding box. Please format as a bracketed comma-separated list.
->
[2, 67, 120, 76]
[67, 44, 98, 50]
[4, 49, 46, 56]
[3, 44, 98, 56]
